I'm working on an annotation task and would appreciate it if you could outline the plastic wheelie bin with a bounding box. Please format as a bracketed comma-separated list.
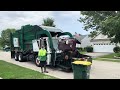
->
[72, 61, 92, 79]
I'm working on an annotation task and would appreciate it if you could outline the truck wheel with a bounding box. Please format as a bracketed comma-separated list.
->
[15, 53, 19, 61]
[35, 57, 41, 67]
[18, 53, 24, 62]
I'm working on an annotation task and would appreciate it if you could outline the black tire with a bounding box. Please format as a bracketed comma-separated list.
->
[35, 57, 41, 67]
[18, 53, 24, 62]
[15, 53, 19, 61]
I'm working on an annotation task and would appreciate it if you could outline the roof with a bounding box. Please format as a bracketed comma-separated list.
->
[40, 25, 63, 33]
[73, 34, 87, 42]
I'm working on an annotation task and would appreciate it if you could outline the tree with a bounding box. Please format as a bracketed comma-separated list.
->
[78, 11, 120, 43]
[0, 29, 16, 47]
[42, 17, 56, 27]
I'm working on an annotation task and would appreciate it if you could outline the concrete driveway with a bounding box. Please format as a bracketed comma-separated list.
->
[85, 52, 111, 58]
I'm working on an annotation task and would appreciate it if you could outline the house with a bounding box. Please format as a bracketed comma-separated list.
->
[91, 33, 118, 53]
[73, 34, 91, 48]
[74, 32, 118, 53]
[80, 35, 92, 48]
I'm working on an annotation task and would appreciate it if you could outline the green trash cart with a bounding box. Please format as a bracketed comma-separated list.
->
[72, 61, 92, 79]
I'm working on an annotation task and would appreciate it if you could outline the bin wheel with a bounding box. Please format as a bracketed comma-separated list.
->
[35, 57, 41, 67]
[18, 53, 24, 62]
[15, 53, 19, 61]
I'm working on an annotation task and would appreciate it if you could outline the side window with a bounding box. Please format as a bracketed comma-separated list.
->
[37, 41, 39, 47]
[44, 39, 47, 50]
[37, 40, 41, 49]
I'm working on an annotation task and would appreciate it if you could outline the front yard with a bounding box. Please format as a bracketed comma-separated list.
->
[93, 53, 120, 62]
[100, 53, 120, 59]
[0, 60, 57, 79]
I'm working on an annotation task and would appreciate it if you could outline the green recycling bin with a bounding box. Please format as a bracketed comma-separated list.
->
[72, 61, 92, 79]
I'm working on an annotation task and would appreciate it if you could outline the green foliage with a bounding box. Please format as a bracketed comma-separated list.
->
[42, 17, 56, 27]
[100, 53, 117, 58]
[116, 53, 120, 57]
[85, 46, 93, 52]
[79, 11, 120, 43]
[0, 29, 16, 47]
[113, 46, 120, 53]
[77, 47, 83, 51]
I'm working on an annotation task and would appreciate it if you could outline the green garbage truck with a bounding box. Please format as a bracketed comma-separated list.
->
[10, 25, 92, 71]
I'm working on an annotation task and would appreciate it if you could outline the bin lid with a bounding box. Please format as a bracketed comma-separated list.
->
[72, 61, 92, 66]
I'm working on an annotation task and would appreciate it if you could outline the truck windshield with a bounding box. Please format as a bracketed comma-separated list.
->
[52, 39, 58, 50]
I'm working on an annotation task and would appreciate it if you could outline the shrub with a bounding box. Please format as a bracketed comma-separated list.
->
[77, 47, 83, 51]
[113, 46, 120, 53]
[116, 53, 120, 57]
[85, 46, 93, 52]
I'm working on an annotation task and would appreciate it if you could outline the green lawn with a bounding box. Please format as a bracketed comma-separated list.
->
[93, 58, 120, 62]
[93, 53, 120, 62]
[78, 50, 87, 54]
[100, 53, 120, 59]
[0, 60, 57, 79]
[100, 53, 120, 58]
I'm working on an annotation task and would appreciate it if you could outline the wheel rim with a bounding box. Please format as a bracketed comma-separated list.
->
[15, 55, 17, 59]
[36, 58, 40, 65]
[19, 55, 21, 61]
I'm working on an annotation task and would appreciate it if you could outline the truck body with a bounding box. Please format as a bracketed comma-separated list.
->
[10, 25, 92, 71]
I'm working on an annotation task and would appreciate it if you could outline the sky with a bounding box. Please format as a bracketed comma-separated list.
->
[0, 11, 91, 36]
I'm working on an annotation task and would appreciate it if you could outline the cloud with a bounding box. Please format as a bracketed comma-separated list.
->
[60, 11, 80, 17]
[0, 11, 54, 31]
[0, 11, 80, 34]
[0, 11, 90, 36]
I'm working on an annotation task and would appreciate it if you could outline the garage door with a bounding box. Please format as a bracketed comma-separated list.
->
[93, 43, 115, 52]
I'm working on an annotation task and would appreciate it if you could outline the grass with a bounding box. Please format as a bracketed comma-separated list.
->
[99, 53, 120, 59]
[78, 50, 87, 54]
[80, 51, 87, 54]
[99, 53, 116, 58]
[93, 53, 120, 62]
[93, 58, 120, 62]
[0, 60, 58, 79]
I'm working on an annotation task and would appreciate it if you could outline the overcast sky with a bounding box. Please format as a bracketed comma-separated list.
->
[0, 11, 91, 35]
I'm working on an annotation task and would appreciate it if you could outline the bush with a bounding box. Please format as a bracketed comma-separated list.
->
[116, 53, 120, 57]
[113, 46, 120, 53]
[85, 46, 93, 52]
[77, 47, 83, 51]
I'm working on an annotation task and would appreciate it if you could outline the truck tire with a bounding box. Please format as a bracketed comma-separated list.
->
[35, 57, 41, 67]
[15, 53, 19, 61]
[18, 53, 24, 62]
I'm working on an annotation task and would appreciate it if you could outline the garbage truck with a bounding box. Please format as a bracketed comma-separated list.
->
[10, 25, 92, 71]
